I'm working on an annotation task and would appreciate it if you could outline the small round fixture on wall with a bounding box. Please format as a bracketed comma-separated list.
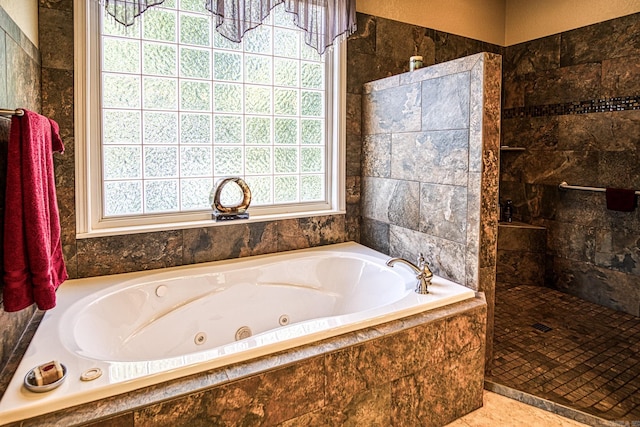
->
[194, 332, 207, 345]
[279, 315, 290, 326]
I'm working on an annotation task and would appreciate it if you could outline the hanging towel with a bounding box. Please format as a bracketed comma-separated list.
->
[3, 109, 68, 312]
[605, 187, 636, 212]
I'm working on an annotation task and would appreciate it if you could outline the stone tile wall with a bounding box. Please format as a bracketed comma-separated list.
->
[5, 296, 486, 427]
[360, 53, 501, 367]
[501, 12, 640, 316]
[496, 222, 546, 290]
[0, 6, 42, 390]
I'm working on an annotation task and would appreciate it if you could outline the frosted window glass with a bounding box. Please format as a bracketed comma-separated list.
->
[274, 176, 298, 203]
[104, 146, 141, 179]
[214, 83, 242, 112]
[274, 58, 298, 87]
[214, 115, 242, 144]
[180, 14, 210, 46]
[245, 176, 272, 205]
[275, 147, 298, 173]
[144, 112, 178, 144]
[181, 178, 214, 210]
[301, 175, 323, 201]
[180, 47, 211, 79]
[246, 147, 271, 174]
[245, 86, 271, 114]
[145, 180, 178, 212]
[143, 42, 177, 76]
[245, 55, 271, 85]
[144, 146, 178, 178]
[104, 181, 142, 215]
[301, 119, 322, 145]
[103, 38, 139, 73]
[103, 110, 141, 144]
[181, 146, 212, 177]
[143, 77, 177, 109]
[245, 117, 271, 145]
[103, 75, 141, 109]
[181, 80, 211, 111]
[214, 147, 243, 175]
[181, 114, 211, 144]
[143, 9, 176, 42]
[275, 118, 297, 145]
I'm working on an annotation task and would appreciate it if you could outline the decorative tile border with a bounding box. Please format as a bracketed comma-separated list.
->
[504, 95, 640, 119]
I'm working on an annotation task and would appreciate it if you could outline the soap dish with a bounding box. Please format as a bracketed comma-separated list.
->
[24, 363, 67, 393]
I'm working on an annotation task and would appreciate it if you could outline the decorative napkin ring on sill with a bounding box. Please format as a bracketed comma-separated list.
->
[210, 177, 252, 221]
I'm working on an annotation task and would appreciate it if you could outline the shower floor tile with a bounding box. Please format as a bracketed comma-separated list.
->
[486, 285, 640, 423]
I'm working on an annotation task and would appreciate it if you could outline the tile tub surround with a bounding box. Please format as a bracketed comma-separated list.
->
[0, 6, 42, 393]
[360, 52, 501, 368]
[1, 295, 486, 426]
[500, 12, 640, 316]
[496, 222, 547, 290]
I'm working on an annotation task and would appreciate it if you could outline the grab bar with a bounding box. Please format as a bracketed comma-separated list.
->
[0, 108, 24, 117]
[559, 181, 640, 196]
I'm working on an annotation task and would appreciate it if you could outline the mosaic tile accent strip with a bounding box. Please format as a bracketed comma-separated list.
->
[503, 95, 640, 119]
[487, 285, 640, 423]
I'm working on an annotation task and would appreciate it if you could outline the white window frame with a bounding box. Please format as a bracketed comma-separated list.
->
[74, 0, 346, 238]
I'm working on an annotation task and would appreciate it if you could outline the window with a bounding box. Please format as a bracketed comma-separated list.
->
[75, 0, 345, 237]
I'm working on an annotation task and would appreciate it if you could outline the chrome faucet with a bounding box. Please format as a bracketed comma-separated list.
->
[386, 253, 433, 294]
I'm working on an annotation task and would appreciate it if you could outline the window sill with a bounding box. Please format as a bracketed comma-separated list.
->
[75, 208, 347, 239]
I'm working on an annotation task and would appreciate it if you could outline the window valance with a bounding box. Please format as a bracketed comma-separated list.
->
[98, 0, 356, 54]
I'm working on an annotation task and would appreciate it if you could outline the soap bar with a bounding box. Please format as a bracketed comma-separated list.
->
[34, 361, 64, 386]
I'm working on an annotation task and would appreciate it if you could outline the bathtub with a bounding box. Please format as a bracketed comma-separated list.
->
[0, 242, 475, 424]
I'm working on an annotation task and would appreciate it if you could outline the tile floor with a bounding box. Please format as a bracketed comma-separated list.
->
[486, 285, 640, 423]
[446, 391, 589, 426]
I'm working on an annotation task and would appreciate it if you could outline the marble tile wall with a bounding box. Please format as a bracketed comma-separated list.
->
[5, 296, 486, 427]
[501, 12, 640, 316]
[496, 222, 546, 290]
[360, 52, 501, 368]
[0, 6, 42, 390]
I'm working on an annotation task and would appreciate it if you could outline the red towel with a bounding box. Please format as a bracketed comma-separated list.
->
[3, 109, 68, 312]
[605, 187, 636, 212]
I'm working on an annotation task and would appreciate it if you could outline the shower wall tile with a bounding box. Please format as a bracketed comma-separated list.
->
[76, 231, 184, 277]
[557, 111, 640, 152]
[595, 228, 640, 276]
[5, 35, 41, 111]
[503, 35, 560, 78]
[363, 82, 422, 135]
[0, 8, 42, 388]
[421, 72, 471, 131]
[390, 130, 469, 186]
[276, 215, 346, 252]
[362, 177, 419, 230]
[362, 133, 391, 177]
[39, 0, 73, 11]
[560, 12, 640, 67]
[502, 12, 640, 315]
[38, 7, 73, 70]
[601, 54, 640, 97]
[182, 222, 278, 265]
[41, 67, 74, 140]
[0, 33, 6, 108]
[419, 183, 467, 243]
[553, 258, 640, 316]
[524, 62, 601, 106]
[360, 217, 389, 254]
[390, 225, 466, 284]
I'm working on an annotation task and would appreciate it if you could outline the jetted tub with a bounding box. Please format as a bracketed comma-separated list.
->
[0, 242, 475, 423]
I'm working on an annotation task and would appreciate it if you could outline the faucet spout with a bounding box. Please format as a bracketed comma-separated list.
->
[386, 253, 433, 294]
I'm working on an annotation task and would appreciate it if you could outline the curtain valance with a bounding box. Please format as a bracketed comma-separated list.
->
[99, 0, 356, 54]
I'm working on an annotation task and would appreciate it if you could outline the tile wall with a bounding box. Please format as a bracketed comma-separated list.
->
[0, 5, 41, 389]
[501, 12, 640, 316]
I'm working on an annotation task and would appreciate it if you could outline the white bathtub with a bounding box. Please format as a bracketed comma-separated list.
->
[0, 242, 475, 424]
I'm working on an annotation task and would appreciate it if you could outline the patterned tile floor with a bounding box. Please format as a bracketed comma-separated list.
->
[486, 285, 640, 423]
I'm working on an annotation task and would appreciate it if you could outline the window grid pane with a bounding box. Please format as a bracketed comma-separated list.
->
[100, 2, 326, 216]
